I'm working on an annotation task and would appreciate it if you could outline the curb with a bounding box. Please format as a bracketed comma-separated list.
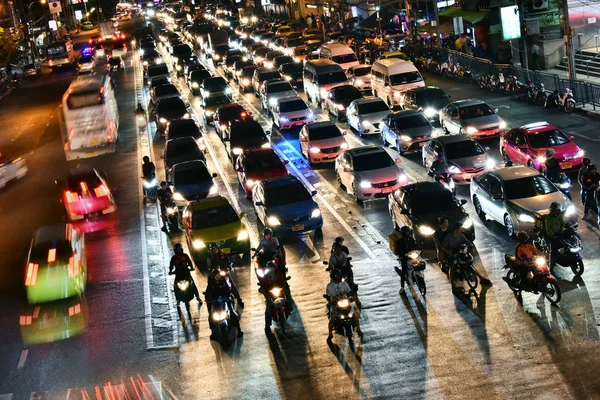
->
[576, 107, 600, 121]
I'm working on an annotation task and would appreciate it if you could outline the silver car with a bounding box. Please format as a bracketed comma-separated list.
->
[422, 134, 495, 184]
[381, 110, 434, 155]
[439, 99, 507, 138]
[346, 97, 390, 137]
[470, 166, 576, 236]
[346, 64, 372, 94]
[260, 79, 296, 112]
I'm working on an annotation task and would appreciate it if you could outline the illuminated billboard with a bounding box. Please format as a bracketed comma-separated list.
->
[501, 5, 521, 40]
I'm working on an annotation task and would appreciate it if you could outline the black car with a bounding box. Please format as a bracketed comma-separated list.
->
[200, 76, 230, 98]
[402, 86, 451, 123]
[211, 44, 229, 63]
[224, 119, 270, 162]
[153, 97, 191, 132]
[272, 55, 294, 70]
[223, 54, 243, 78]
[180, 56, 200, 76]
[149, 77, 171, 94]
[188, 69, 212, 95]
[387, 181, 474, 248]
[141, 49, 161, 69]
[232, 59, 254, 83]
[325, 85, 363, 121]
[139, 42, 157, 58]
[279, 63, 302, 88]
[239, 65, 257, 92]
[151, 83, 181, 103]
[165, 119, 205, 151]
[107, 56, 124, 71]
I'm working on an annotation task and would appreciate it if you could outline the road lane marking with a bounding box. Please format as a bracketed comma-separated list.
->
[566, 130, 600, 142]
[16, 350, 27, 369]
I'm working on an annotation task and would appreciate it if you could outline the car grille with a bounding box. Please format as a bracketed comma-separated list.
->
[464, 166, 485, 174]
[321, 146, 341, 154]
[291, 116, 306, 122]
[480, 126, 499, 132]
[372, 123, 380, 129]
[372, 179, 398, 189]
[282, 215, 310, 224]
[374, 192, 389, 198]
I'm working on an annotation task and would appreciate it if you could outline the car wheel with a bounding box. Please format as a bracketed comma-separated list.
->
[473, 195, 486, 220]
[504, 214, 515, 237]
[352, 183, 361, 203]
[396, 140, 404, 156]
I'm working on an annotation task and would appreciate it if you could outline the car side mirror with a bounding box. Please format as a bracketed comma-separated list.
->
[495, 108, 499, 113]
[569, 135, 575, 140]
[181, 223, 189, 229]
[283, 160, 289, 165]
[485, 146, 490, 151]
[240, 211, 247, 218]
[255, 201, 264, 206]
[311, 190, 317, 196]
[212, 173, 218, 177]
[343, 167, 352, 172]
[460, 199, 467, 205]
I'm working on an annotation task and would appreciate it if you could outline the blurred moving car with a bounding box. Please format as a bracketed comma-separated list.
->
[61, 166, 116, 222]
[0, 151, 27, 189]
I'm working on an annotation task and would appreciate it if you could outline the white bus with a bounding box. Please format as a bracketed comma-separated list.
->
[59, 74, 119, 161]
[47, 40, 76, 70]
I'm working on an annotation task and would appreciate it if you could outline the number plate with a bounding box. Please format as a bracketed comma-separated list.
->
[89, 138, 98, 147]
[221, 248, 231, 254]
[292, 224, 304, 232]
[560, 162, 572, 169]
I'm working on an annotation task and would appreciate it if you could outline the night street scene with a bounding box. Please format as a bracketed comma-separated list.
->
[3, 0, 600, 397]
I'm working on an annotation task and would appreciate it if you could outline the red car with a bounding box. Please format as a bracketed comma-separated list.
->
[500, 121, 585, 171]
[62, 166, 116, 222]
[214, 103, 252, 140]
[234, 148, 289, 198]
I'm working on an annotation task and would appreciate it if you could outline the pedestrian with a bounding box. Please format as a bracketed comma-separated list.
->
[578, 158, 591, 206]
[531, 43, 542, 70]
[306, 15, 312, 29]
[582, 164, 600, 219]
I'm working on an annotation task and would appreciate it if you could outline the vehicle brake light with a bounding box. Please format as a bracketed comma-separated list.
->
[94, 185, 109, 197]
[80, 182, 89, 193]
[49, 60, 53, 66]
[25, 263, 39, 286]
[241, 111, 247, 118]
[47, 248, 56, 263]
[66, 191, 78, 203]
[68, 303, 81, 316]
[68, 255, 80, 277]
[19, 315, 33, 326]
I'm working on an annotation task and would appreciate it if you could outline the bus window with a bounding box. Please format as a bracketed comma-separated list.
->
[67, 91, 104, 109]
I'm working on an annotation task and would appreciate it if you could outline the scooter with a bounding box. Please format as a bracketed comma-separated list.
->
[267, 286, 291, 332]
[208, 294, 235, 347]
[430, 170, 456, 195]
[502, 254, 561, 304]
[532, 224, 584, 276]
[394, 250, 426, 296]
[324, 258, 359, 299]
[450, 244, 479, 289]
[324, 294, 356, 344]
[163, 197, 179, 231]
[143, 172, 158, 202]
[172, 276, 195, 315]
[528, 82, 547, 106]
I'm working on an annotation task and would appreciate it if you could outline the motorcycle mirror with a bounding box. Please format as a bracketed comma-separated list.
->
[347, 257, 352, 261]
[237, 167, 243, 172]
[311, 190, 317, 196]
[495, 108, 499, 113]
[255, 201, 264, 206]
[286, 276, 291, 280]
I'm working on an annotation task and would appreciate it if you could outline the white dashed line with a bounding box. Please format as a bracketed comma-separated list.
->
[16, 350, 27, 369]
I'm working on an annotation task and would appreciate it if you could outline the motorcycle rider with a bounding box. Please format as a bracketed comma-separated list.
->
[205, 269, 243, 340]
[543, 149, 561, 182]
[255, 228, 280, 257]
[433, 217, 450, 271]
[582, 164, 599, 219]
[157, 181, 173, 232]
[207, 242, 244, 307]
[142, 156, 156, 197]
[512, 231, 543, 290]
[328, 242, 348, 270]
[429, 153, 449, 181]
[545, 201, 566, 259]
[326, 269, 362, 342]
[261, 260, 292, 333]
[168, 243, 202, 306]
[578, 158, 591, 206]
[331, 236, 349, 255]
[393, 226, 418, 295]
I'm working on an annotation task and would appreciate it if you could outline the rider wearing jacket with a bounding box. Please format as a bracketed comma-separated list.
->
[545, 201, 566, 257]
[142, 156, 155, 179]
[168, 243, 202, 305]
[255, 228, 280, 256]
[261, 260, 292, 333]
[205, 269, 243, 340]
[544, 149, 561, 182]
[578, 158, 591, 206]
[429, 153, 449, 180]
[157, 181, 172, 232]
[394, 226, 418, 295]
[207, 243, 244, 306]
[326, 269, 362, 342]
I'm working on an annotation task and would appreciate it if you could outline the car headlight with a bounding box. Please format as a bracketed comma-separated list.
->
[167, 207, 177, 215]
[336, 104, 345, 111]
[233, 147, 243, 155]
[462, 217, 473, 229]
[237, 230, 249, 241]
[246, 179, 256, 187]
[465, 126, 478, 134]
[183, 113, 190, 119]
[256, 268, 266, 278]
[225, 87, 231, 94]
[284, 75, 292, 81]
[294, 57, 300, 63]
[270, 287, 282, 297]
[212, 310, 227, 321]
[518, 214, 535, 223]
[309, 146, 320, 153]
[267, 216, 281, 226]
[499, 120, 507, 130]
[143, 178, 157, 188]
[192, 82, 199, 88]
[565, 204, 576, 217]
[173, 192, 185, 201]
[418, 225, 435, 236]
[307, 111, 314, 119]
[400, 134, 411, 142]
[359, 180, 371, 189]
[193, 239, 205, 249]
[355, 79, 364, 86]
[423, 108, 436, 118]
[280, 116, 290, 123]
[177, 280, 190, 291]
[209, 184, 218, 195]
[176, 65, 182, 71]
[559, 181, 570, 189]
[340, 142, 349, 149]
[242, 78, 250, 85]
[269, 97, 278, 106]
[205, 110, 214, 116]
[448, 165, 461, 174]
[311, 208, 321, 218]
[574, 149, 585, 158]
[536, 156, 546, 164]
[261, 143, 271, 148]
[159, 117, 168, 124]
[486, 159, 496, 169]
[337, 298, 349, 308]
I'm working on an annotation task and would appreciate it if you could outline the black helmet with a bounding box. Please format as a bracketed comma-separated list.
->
[583, 157, 591, 166]
[210, 242, 220, 250]
[549, 201, 561, 216]
[330, 269, 342, 283]
[174, 243, 184, 255]
[333, 242, 342, 252]
[517, 231, 529, 243]
[263, 227, 273, 237]
[143, 156, 150, 163]
[400, 226, 412, 237]
[160, 181, 167, 187]
[334, 236, 344, 244]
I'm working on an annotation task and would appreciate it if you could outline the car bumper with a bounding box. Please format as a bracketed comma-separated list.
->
[309, 148, 344, 163]
[280, 117, 315, 129]
[469, 128, 504, 138]
[358, 179, 408, 201]
[272, 217, 323, 235]
[399, 136, 431, 152]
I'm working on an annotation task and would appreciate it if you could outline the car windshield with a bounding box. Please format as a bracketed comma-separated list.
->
[353, 67, 371, 77]
[241, 67, 257, 77]
[332, 53, 357, 64]
[287, 38, 304, 47]
[245, 153, 282, 170]
[353, 152, 395, 171]
[390, 71, 423, 86]
[149, 65, 169, 77]
[415, 89, 449, 105]
[113, 42, 124, 49]
[169, 121, 200, 138]
[393, 114, 430, 129]
[269, 82, 293, 93]
[79, 56, 93, 63]
[167, 140, 200, 158]
[155, 85, 179, 97]
[503, 175, 558, 200]
[309, 125, 341, 140]
[275, 57, 294, 65]
[265, 182, 311, 206]
[318, 71, 347, 85]
[192, 205, 239, 229]
[204, 78, 227, 90]
[528, 129, 571, 148]
[204, 94, 230, 106]
[459, 104, 495, 119]
[219, 106, 244, 119]
[410, 192, 455, 214]
[280, 99, 307, 112]
[358, 101, 389, 114]
[333, 86, 362, 100]
[225, 56, 242, 65]
[191, 70, 211, 80]
[259, 71, 281, 81]
[282, 63, 303, 74]
[444, 140, 485, 159]
[175, 166, 211, 186]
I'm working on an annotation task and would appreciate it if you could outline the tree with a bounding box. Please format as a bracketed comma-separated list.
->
[0, 26, 25, 66]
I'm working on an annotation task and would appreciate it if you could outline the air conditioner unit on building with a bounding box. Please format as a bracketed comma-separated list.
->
[532, 0, 548, 11]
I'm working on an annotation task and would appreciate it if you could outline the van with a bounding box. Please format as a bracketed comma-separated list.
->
[371, 59, 425, 107]
[303, 59, 349, 104]
[318, 43, 359, 70]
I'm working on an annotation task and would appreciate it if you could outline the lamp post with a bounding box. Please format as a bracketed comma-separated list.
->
[25, 0, 47, 62]
[376, 5, 382, 39]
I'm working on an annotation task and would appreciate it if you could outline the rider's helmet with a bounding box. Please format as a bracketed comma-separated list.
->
[210, 242, 220, 252]
[549, 201, 562, 216]
[160, 181, 167, 188]
[545, 148, 555, 159]
[174, 243, 184, 255]
[330, 269, 342, 283]
[517, 231, 529, 244]
[263, 227, 273, 238]
[400, 225, 412, 238]
[332, 242, 343, 253]
[583, 157, 591, 167]
[143, 156, 150, 163]
[334, 236, 344, 244]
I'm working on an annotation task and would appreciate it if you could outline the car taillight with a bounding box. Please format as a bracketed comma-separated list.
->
[65, 191, 79, 203]
[68, 303, 82, 316]
[19, 315, 33, 326]
[94, 185, 109, 197]
[68, 255, 80, 277]
[25, 263, 39, 286]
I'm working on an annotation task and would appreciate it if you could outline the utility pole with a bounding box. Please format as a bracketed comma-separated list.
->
[515, 0, 529, 71]
[433, 0, 440, 47]
[562, 0, 576, 79]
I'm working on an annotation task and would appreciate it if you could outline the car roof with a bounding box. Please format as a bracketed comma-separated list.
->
[451, 99, 487, 108]
[187, 195, 232, 211]
[351, 64, 371, 69]
[407, 85, 443, 93]
[346, 145, 385, 156]
[166, 136, 197, 147]
[262, 174, 302, 189]
[353, 96, 386, 105]
[168, 119, 200, 131]
[519, 121, 556, 132]
[277, 96, 303, 104]
[401, 181, 450, 196]
[390, 109, 422, 118]
[490, 166, 540, 181]
[306, 121, 336, 129]
[32, 224, 73, 248]
[173, 160, 208, 172]
[432, 134, 475, 144]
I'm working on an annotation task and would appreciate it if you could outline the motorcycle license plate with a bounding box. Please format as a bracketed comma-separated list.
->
[292, 224, 304, 232]
[221, 248, 231, 254]
[560, 162, 572, 169]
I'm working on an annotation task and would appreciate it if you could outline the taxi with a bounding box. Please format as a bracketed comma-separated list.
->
[181, 196, 251, 264]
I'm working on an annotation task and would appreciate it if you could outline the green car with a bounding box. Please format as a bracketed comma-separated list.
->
[81, 21, 94, 31]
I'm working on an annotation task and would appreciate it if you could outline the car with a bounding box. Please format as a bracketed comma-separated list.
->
[153, 97, 190, 132]
[76, 55, 95, 74]
[335, 145, 408, 202]
[272, 96, 314, 130]
[235, 147, 289, 198]
[378, 50, 410, 62]
[238, 65, 258, 92]
[181, 196, 251, 264]
[171, 43, 193, 63]
[0, 151, 27, 188]
[211, 44, 230, 63]
[170, 159, 217, 204]
[324, 85, 363, 121]
[381, 110, 434, 155]
[251, 46, 271, 67]
[106, 56, 124, 71]
[224, 118, 270, 162]
[252, 67, 281, 95]
[263, 50, 284, 69]
[25, 224, 87, 304]
[304, 36, 323, 52]
[246, 41, 264, 56]
[279, 62, 303, 88]
[111, 41, 127, 57]
[346, 64, 372, 94]
[165, 119, 206, 151]
[164, 137, 206, 179]
[388, 181, 475, 247]
[401, 86, 451, 123]
[22, 62, 42, 76]
[282, 37, 305, 55]
[500, 121, 585, 172]
[200, 76, 231, 98]
[188, 69, 212, 96]
[232, 59, 254, 83]
[223, 49, 244, 72]
[292, 46, 311, 63]
[300, 121, 348, 164]
[346, 97, 390, 137]
[182, 57, 203, 77]
[61, 166, 116, 221]
[139, 42, 157, 57]
[81, 21, 94, 31]
[260, 79, 296, 112]
[439, 99, 507, 138]
[258, 32, 276, 45]
[151, 84, 181, 105]
[173, 55, 196, 76]
[214, 103, 250, 139]
[149, 77, 172, 95]
[253, 175, 323, 235]
[94, 43, 106, 58]
[202, 92, 232, 123]
[470, 166, 576, 236]
[271, 55, 294, 71]
[422, 134, 495, 184]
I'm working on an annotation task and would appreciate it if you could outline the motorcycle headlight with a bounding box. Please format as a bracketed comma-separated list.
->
[320, 88, 328, 98]
[183, 113, 190, 119]
[400, 135, 411, 142]
[337, 298, 349, 308]
[192, 82, 199, 88]
[465, 126, 478, 134]
[336, 104, 345, 111]
[236, 70, 243, 76]
[142, 61, 148, 66]
[176, 280, 190, 291]
[193, 239, 205, 249]
[535, 256, 546, 266]
[408, 250, 420, 260]
[138, 49, 145, 55]
[246, 179, 256, 187]
[565, 204, 576, 217]
[518, 214, 535, 223]
[213, 54, 220, 60]
[559, 182, 570, 189]
[212, 310, 227, 321]
[176, 64, 182, 71]
[359, 180, 371, 189]
[225, 87, 231, 94]
[256, 268, 266, 278]
[261, 143, 271, 148]
[569, 246, 582, 253]
[237, 230, 249, 241]
[173, 192, 185, 201]
[536, 156, 546, 164]
[167, 207, 177, 215]
[159, 117, 168, 124]
[448, 165, 461, 174]
[267, 216, 281, 226]
[205, 110, 214, 117]
[270, 287, 282, 297]
[209, 184, 218, 195]
[311, 208, 321, 218]
[242, 78, 250, 85]
[418, 225, 435, 236]
[462, 217, 473, 229]
[143, 178, 156, 188]
[232, 147, 243, 155]
[423, 108, 436, 118]
[499, 120, 507, 130]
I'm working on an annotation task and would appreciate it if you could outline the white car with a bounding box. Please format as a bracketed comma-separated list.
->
[300, 121, 348, 164]
[0, 152, 27, 189]
[76, 56, 95, 74]
[260, 80, 296, 111]
[335, 145, 408, 202]
[346, 97, 391, 137]
[347, 64, 372, 94]
[272, 96, 315, 130]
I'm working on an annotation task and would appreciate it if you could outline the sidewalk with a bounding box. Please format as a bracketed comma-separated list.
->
[549, 67, 600, 119]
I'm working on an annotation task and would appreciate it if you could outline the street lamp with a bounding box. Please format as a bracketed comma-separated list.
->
[25, 0, 47, 62]
[375, 6, 382, 40]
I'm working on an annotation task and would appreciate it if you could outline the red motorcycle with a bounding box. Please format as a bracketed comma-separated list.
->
[502, 254, 561, 305]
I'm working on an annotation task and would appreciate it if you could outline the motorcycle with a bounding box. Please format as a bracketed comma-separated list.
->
[532, 224, 584, 276]
[546, 88, 576, 113]
[394, 250, 426, 296]
[479, 73, 491, 90]
[497, 72, 507, 92]
[143, 172, 158, 202]
[527, 82, 547, 106]
[162, 196, 179, 231]
[208, 294, 236, 347]
[506, 75, 526, 96]
[323, 258, 359, 299]
[252, 247, 287, 287]
[324, 294, 356, 344]
[502, 255, 561, 304]
[430, 170, 455, 194]
[547, 172, 572, 200]
[136, 103, 147, 127]
[172, 276, 195, 314]
[449, 244, 479, 289]
[267, 286, 291, 332]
